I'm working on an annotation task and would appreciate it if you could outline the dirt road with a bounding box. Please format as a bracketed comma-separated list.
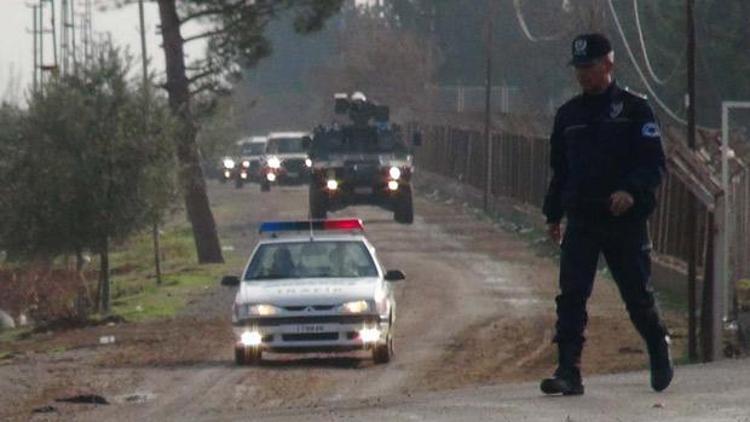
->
[0, 179, 685, 421]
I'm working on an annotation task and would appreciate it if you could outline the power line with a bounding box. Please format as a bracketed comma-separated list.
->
[512, 0, 566, 43]
[632, 0, 682, 86]
[607, 0, 687, 125]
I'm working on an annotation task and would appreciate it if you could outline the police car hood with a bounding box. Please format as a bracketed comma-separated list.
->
[316, 153, 411, 168]
[236, 277, 379, 306]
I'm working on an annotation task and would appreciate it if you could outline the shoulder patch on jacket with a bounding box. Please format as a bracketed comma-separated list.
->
[623, 86, 648, 100]
[641, 122, 661, 138]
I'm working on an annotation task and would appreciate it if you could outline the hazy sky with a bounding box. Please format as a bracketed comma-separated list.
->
[0, 0, 205, 104]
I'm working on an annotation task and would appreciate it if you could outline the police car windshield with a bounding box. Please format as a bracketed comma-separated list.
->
[244, 241, 378, 280]
[266, 137, 304, 154]
[241, 143, 265, 156]
[313, 127, 407, 155]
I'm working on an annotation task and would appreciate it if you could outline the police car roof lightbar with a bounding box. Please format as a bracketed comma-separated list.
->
[259, 219, 365, 234]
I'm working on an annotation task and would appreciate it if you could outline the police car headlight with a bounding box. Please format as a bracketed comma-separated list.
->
[305, 158, 313, 168]
[240, 331, 263, 347]
[358, 327, 381, 343]
[326, 179, 339, 191]
[267, 156, 281, 169]
[249, 304, 281, 316]
[389, 166, 401, 180]
[339, 300, 371, 314]
[242, 160, 250, 168]
[237, 304, 280, 318]
[223, 159, 236, 169]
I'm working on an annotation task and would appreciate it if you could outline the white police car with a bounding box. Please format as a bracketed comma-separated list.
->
[222, 219, 404, 365]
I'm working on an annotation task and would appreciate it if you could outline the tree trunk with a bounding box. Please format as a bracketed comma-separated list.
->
[76, 247, 92, 318]
[99, 237, 111, 314]
[156, 0, 223, 264]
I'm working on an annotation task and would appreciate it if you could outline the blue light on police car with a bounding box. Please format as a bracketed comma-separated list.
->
[259, 219, 364, 234]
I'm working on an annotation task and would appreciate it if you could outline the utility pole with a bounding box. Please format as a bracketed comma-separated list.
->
[686, 0, 700, 362]
[483, 0, 495, 212]
[70, 0, 77, 74]
[39, 0, 44, 88]
[80, 0, 92, 66]
[29, 4, 39, 93]
[49, 0, 58, 70]
[61, 0, 67, 74]
[138, 0, 163, 286]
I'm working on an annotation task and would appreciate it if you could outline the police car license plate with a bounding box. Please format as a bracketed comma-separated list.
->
[295, 324, 326, 334]
[354, 187, 373, 195]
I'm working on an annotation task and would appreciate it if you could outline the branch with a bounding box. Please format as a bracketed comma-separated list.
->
[179, 7, 230, 26]
[182, 28, 228, 44]
[187, 68, 217, 85]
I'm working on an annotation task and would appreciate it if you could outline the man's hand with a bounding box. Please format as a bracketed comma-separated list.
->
[609, 190, 635, 216]
[547, 223, 562, 245]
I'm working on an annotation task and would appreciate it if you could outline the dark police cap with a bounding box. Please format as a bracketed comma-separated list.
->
[569, 33, 612, 66]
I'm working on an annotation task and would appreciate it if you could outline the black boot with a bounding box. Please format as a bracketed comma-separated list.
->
[540, 343, 584, 396]
[647, 335, 673, 392]
[629, 306, 673, 392]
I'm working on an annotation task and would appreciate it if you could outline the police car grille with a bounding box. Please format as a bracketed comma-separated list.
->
[282, 305, 335, 312]
[282, 333, 339, 342]
[245, 315, 378, 326]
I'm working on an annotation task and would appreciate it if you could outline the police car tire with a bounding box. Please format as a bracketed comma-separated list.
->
[235, 346, 262, 365]
[394, 189, 414, 224]
[372, 334, 393, 364]
[234, 346, 246, 365]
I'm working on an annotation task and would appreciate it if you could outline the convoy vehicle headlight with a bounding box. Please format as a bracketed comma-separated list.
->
[305, 158, 313, 168]
[240, 331, 263, 347]
[340, 300, 370, 314]
[326, 179, 339, 191]
[389, 166, 401, 180]
[240, 172, 248, 179]
[223, 159, 236, 169]
[242, 160, 250, 168]
[387, 181, 399, 191]
[267, 156, 281, 169]
[224, 170, 231, 178]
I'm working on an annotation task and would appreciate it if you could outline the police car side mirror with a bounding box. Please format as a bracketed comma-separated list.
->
[384, 270, 405, 282]
[220, 275, 240, 287]
[412, 132, 423, 147]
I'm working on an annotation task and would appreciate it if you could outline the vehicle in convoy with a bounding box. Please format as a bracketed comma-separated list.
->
[260, 131, 312, 192]
[221, 219, 404, 365]
[308, 93, 421, 224]
[219, 136, 267, 188]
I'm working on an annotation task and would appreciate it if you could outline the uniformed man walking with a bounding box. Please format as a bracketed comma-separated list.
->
[541, 33, 673, 395]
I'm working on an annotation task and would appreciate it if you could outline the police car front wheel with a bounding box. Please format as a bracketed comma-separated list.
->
[235, 346, 262, 365]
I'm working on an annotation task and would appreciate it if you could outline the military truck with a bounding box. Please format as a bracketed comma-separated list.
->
[307, 93, 421, 224]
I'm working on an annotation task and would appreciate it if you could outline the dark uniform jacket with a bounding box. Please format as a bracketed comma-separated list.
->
[542, 82, 666, 225]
